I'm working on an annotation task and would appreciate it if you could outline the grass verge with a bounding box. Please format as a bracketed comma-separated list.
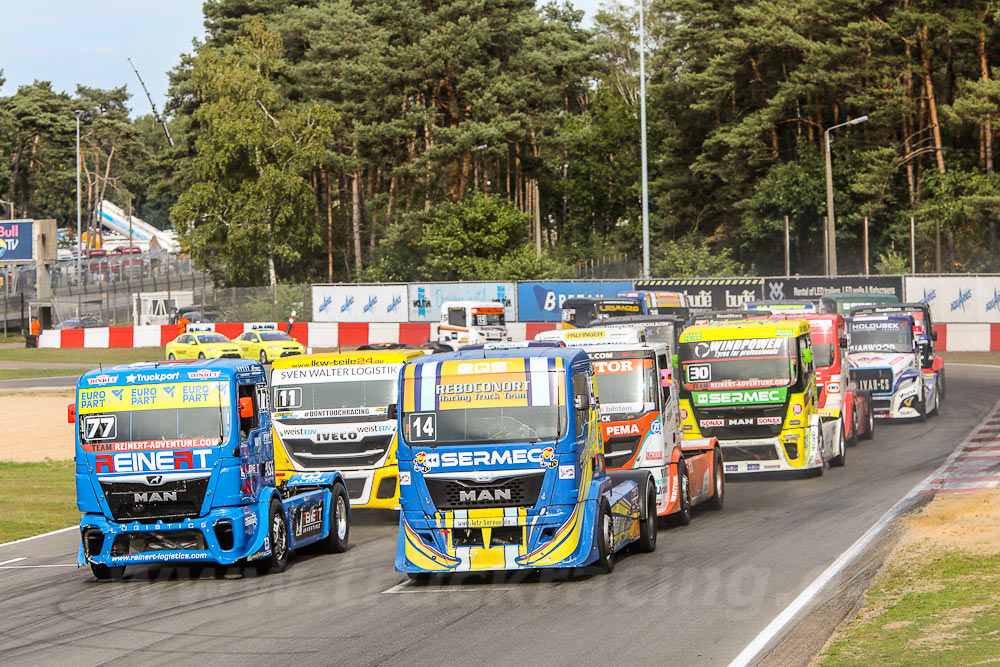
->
[0, 369, 80, 381]
[0, 460, 77, 543]
[0, 347, 166, 364]
[818, 550, 1000, 666]
[938, 351, 1000, 366]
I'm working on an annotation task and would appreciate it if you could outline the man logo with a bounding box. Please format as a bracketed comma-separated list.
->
[145, 475, 163, 486]
[133, 491, 177, 503]
[460, 488, 512, 503]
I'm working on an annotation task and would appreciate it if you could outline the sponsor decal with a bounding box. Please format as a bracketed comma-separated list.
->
[125, 371, 180, 384]
[399, 471, 411, 485]
[188, 369, 222, 379]
[413, 448, 556, 471]
[826, 382, 841, 394]
[764, 464, 781, 470]
[650, 419, 662, 435]
[699, 419, 724, 428]
[82, 437, 218, 453]
[757, 416, 782, 425]
[692, 338, 783, 359]
[94, 448, 213, 473]
[727, 417, 754, 426]
[645, 450, 663, 462]
[950, 288, 972, 313]
[693, 388, 787, 406]
[746, 463, 760, 471]
[793, 404, 803, 415]
[87, 374, 117, 386]
[292, 502, 325, 539]
[725, 464, 738, 472]
[605, 422, 641, 437]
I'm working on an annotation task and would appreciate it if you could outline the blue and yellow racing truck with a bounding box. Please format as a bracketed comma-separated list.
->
[393, 344, 657, 576]
[73, 359, 351, 579]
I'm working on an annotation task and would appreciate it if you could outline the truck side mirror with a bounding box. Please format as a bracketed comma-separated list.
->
[932, 330, 938, 341]
[388, 403, 398, 420]
[239, 396, 254, 419]
[801, 348, 813, 365]
[839, 336, 848, 348]
[67, 403, 76, 424]
[574, 394, 585, 411]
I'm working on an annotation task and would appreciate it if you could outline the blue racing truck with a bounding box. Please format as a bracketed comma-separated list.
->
[393, 343, 656, 577]
[72, 359, 351, 579]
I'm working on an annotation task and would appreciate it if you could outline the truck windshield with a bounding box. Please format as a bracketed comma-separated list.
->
[402, 363, 566, 445]
[271, 364, 399, 411]
[679, 337, 796, 390]
[472, 310, 505, 326]
[592, 355, 655, 413]
[196, 334, 230, 344]
[259, 331, 293, 341]
[77, 381, 230, 448]
[848, 320, 913, 353]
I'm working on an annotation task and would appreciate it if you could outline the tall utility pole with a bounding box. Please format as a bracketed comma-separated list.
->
[824, 115, 868, 276]
[75, 110, 84, 285]
[638, 0, 650, 279]
[128, 58, 174, 147]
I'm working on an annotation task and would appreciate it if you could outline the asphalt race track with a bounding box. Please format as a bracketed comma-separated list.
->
[1, 364, 997, 667]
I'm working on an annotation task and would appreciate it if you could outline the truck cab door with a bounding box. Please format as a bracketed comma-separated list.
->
[656, 353, 677, 446]
[238, 380, 274, 502]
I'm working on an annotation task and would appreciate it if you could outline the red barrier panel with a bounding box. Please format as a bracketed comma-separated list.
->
[934, 323, 947, 352]
[991, 324, 1000, 351]
[108, 327, 133, 348]
[215, 323, 244, 340]
[338, 322, 369, 346]
[525, 322, 559, 339]
[289, 322, 307, 346]
[399, 323, 431, 345]
[61, 329, 85, 348]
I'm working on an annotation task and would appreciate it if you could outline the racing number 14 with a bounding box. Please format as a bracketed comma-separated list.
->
[407, 413, 437, 442]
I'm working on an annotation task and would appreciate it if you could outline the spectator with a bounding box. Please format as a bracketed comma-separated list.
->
[30, 317, 40, 336]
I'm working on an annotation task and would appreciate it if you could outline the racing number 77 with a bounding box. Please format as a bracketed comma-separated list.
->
[407, 413, 436, 442]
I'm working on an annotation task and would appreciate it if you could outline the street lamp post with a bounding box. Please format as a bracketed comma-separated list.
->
[639, 0, 650, 279]
[75, 110, 83, 286]
[824, 115, 868, 276]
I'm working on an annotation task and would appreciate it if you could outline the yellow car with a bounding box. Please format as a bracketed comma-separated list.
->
[166, 332, 242, 360]
[234, 328, 305, 364]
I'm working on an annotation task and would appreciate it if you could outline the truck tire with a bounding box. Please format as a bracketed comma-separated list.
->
[90, 563, 125, 580]
[254, 497, 289, 575]
[929, 385, 940, 417]
[830, 422, 846, 467]
[861, 396, 875, 440]
[319, 482, 350, 554]
[595, 500, 615, 573]
[846, 408, 859, 448]
[915, 392, 927, 423]
[938, 369, 946, 401]
[667, 462, 692, 527]
[705, 451, 725, 511]
[635, 480, 657, 553]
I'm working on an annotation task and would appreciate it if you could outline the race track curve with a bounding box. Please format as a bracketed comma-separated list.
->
[1, 364, 997, 666]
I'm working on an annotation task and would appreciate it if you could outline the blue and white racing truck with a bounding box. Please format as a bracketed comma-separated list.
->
[72, 359, 351, 579]
[846, 315, 939, 421]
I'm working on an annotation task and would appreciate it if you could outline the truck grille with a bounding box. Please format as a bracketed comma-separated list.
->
[99, 478, 209, 522]
[604, 434, 642, 467]
[285, 434, 392, 468]
[853, 368, 893, 395]
[720, 444, 780, 461]
[425, 473, 545, 510]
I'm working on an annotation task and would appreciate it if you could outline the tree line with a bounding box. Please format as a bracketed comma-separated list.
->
[2, 0, 1000, 287]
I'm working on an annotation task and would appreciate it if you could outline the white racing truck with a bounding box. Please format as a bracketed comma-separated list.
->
[432, 300, 512, 351]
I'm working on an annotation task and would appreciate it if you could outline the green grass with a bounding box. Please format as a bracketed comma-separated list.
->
[818, 551, 1000, 666]
[0, 460, 78, 543]
[939, 351, 1000, 366]
[0, 368, 80, 381]
[0, 333, 26, 344]
[0, 347, 166, 364]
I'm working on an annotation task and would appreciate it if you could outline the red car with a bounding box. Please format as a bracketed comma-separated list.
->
[771, 313, 874, 445]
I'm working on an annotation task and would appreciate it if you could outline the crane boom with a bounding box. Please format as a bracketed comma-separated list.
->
[127, 58, 174, 147]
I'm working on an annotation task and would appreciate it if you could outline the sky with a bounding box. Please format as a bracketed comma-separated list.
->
[2, 0, 606, 118]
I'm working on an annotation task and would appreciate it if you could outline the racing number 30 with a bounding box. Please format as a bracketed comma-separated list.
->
[407, 412, 437, 442]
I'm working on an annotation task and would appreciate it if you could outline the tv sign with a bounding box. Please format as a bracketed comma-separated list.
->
[0, 222, 33, 262]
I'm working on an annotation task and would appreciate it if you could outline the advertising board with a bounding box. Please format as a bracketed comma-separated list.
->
[312, 284, 409, 323]
[407, 282, 516, 322]
[633, 278, 762, 310]
[516, 281, 633, 321]
[904, 275, 1000, 323]
[760, 276, 903, 301]
[0, 221, 34, 263]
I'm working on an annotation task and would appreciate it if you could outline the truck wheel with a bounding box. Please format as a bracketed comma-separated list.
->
[668, 462, 692, 526]
[846, 409, 859, 447]
[916, 393, 927, 423]
[830, 422, 846, 467]
[595, 500, 615, 573]
[861, 398, 875, 440]
[319, 482, 350, 553]
[635, 480, 657, 553]
[938, 370, 946, 401]
[255, 498, 289, 575]
[705, 452, 725, 511]
[90, 563, 125, 580]
[929, 386, 940, 417]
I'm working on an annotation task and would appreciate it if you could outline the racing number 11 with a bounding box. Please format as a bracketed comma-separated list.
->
[407, 413, 437, 442]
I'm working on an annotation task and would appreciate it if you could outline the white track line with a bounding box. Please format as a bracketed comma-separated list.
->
[0, 526, 76, 549]
[729, 395, 1000, 667]
[0, 557, 26, 566]
[0, 564, 78, 569]
[382, 580, 518, 594]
